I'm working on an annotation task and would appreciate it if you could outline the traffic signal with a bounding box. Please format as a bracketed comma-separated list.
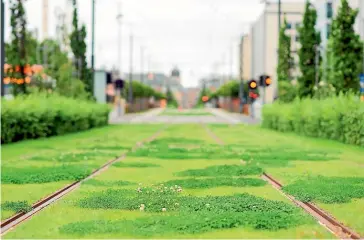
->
[248, 79, 257, 90]
[202, 96, 209, 102]
[264, 75, 272, 87]
[259, 75, 272, 87]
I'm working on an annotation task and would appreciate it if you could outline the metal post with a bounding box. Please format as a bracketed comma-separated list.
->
[1, 0, 5, 97]
[229, 43, 233, 80]
[116, 3, 122, 75]
[141, 46, 144, 84]
[278, 0, 282, 33]
[128, 34, 133, 105]
[315, 45, 320, 87]
[91, 0, 95, 92]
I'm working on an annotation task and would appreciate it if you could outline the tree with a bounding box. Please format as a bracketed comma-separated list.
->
[7, 0, 29, 95]
[277, 18, 293, 83]
[166, 87, 178, 108]
[330, 0, 363, 93]
[70, 0, 92, 94]
[297, 1, 321, 98]
[197, 81, 211, 106]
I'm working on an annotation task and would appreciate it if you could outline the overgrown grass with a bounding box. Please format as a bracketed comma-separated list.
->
[82, 179, 135, 187]
[64, 192, 309, 236]
[112, 162, 161, 168]
[1, 201, 32, 213]
[29, 151, 118, 163]
[283, 176, 364, 203]
[1, 165, 94, 184]
[162, 177, 266, 189]
[176, 164, 263, 177]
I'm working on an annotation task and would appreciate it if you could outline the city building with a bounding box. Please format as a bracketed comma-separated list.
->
[239, 34, 252, 81]
[315, 0, 364, 49]
[250, 2, 305, 103]
[199, 75, 227, 92]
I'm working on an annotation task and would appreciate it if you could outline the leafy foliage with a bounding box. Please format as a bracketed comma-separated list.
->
[64, 191, 308, 236]
[277, 19, 293, 82]
[1, 201, 32, 213]
[262, 94, 364, 147]
[70, 0, 92, 94]
[297, 1, 321, 98]
[329, 0, 363, 93]
[277, 81, 299, 103]
[1, 165, 94, 184]
[1, 93, 110, 143]
[165, 87, 178, 108]
[283, 176, 364, 203]
[162, 177, 266, 189]
[176, 165, 263, 177]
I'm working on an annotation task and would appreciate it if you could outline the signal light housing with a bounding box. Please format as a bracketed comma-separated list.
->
[248, 79, 258, 90]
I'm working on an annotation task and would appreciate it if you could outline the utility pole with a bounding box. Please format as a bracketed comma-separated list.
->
[91, 0, 95, 92]
[229, 44, 233, 80]
[1, 0, 5, 96]
[315, 45, 320, 88]
[116, 3, 123, 75]
[128, 33, 134, 105]
[140, 46, 145, 84]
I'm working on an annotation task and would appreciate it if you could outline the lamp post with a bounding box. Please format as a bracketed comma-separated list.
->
[91, 0, 95, 92]
[1, 0, 5, 97]
[128, 33, 134, 105]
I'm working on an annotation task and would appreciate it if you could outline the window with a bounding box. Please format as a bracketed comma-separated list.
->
[326, 23, 331, 39]
[295, 35, 300, 42]
[327, 2, 333, 19]
[286, 22, 292, 29]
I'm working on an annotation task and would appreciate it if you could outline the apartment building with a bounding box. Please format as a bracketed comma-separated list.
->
[250, 2, 305, 103]
[315, 0, 364, 49]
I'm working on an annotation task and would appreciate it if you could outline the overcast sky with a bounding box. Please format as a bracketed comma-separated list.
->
[4, 0, 278, 87]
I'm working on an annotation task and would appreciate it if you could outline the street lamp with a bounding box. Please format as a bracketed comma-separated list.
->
[91, 0, 95, 92]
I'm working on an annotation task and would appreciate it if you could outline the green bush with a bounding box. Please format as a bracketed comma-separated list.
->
[1, 93, 111, 143]
[262, 94, 364, 147]
[123, 81, 166, 100]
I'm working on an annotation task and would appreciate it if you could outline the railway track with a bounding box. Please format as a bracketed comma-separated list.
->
[0, 126, 168, 235]
[203, 124, 363, 240]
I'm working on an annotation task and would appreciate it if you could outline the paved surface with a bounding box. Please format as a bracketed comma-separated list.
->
[109, 107, 261, 125]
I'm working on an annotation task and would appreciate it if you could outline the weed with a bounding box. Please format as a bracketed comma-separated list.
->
[64, 193, 308, 236]
[112, 162, 161, 168]
[82, 179, 135, 187]
[283, 176, 364, 203]
[1, 201, 32, 213]
[162, 177, 265, 189]
[1, 165, 94, 184]
[176, 164, 263, 177]
[29, 151, 118, 163]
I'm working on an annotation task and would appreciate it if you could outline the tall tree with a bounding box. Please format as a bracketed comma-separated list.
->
[277, 18, 293, 83]
[330, 0, 363, 93]
[297, 1, 321, 98]
[70, 0, 92, 94]
[7, 0, 28, 95]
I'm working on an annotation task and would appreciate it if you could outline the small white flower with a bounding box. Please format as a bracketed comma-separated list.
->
[319, 81, 326, 87]
[177, 188, 182, 192]
[162, 208, 167, 212]
[140, 204, 145, 208]
[313, 86, 318, 91]
[139, 207, 144, 211]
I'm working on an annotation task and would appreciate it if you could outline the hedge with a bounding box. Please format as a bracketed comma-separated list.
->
[1, 93, 111, 144]
[262, 94, 364, 147]
[123, 81, 166, 100]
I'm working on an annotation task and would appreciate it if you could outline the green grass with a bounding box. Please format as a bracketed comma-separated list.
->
[176, 164, 263, 177]
[161, 177, 266, 189]
[2, 124, 347, 238]
[112, 162, 161, 168]
[282, 176, 364, 203]
[1, 124, 163, 219]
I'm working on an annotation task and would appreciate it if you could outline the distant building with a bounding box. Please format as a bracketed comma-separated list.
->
[199, 75, 230, 92]
[183, 87, 200, 108]
[250, 2, 305, 103]
[239, 34, 252, 81]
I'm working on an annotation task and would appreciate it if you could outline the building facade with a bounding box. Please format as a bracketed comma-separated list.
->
[239, 34, 252, 81]
[250, 2, 305, 103]
[315, 0, 364, 49]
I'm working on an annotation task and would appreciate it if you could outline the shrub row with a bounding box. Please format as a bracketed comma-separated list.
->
[123, 81, 166, 100]
[262, 94, 364, 147]
[1, 93, 111, 143]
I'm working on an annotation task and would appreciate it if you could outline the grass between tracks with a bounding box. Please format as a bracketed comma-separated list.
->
[209, 124, 364, 235]
[4, 124, 333, 239]
[1, 124, 163, 220]
[160, 109, 213, 116]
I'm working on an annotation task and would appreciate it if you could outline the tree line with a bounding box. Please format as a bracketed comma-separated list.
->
[277, 0, 363, 102]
